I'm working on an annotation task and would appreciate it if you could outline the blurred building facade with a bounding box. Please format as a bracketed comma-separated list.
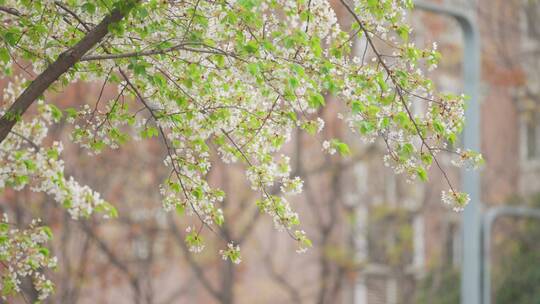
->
[348, 0, 539, 303]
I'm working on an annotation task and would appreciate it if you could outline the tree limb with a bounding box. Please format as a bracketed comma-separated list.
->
[80, 43, 236, 62]
[81, 43, 201, 61]
[0, 1, 138, 143]
[54, 1, 92, 32]
[0, 6, 21, 17]
[167, 216, 222, 300]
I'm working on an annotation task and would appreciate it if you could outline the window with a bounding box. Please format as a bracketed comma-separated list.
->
[367, 206, 414, 266]
[521, 111, 540, 162]
[352, 206, 425, 304]
[526, 116, 539, 160]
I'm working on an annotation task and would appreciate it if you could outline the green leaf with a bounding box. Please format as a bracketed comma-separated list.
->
[421, 153, 433, 166]
[140, 126, 159, 139]
[152, 73, 167, 88]
[351, 101, 363, 113]
[49, 104, 63, 122]
[213, 210, 224, 226]
[243, 40, 258, 54]
[82, 2, 96, 14]
[310, 37, 322, 58]
[0, 48, 10, 64]
[399, 143, 414, 159]
[0, 223, 8, 234]
[41, 227, 53, 240]
[416, 167, 428, 182]
[38, 247, 50, 258]
[247, 62, 260, 76]
[176, 204, 185, 216]
[192, 187, 203, 200]
[433, 120, 445, 135]
[288, 77, 299, 89]
[308, 92, 325, 109]
[376, 72, 388, 92]
[301, 121, 316, 135]
[3, 28, 21, 46]
[332, 140, 350, 156]
[357, 121, 375, 135]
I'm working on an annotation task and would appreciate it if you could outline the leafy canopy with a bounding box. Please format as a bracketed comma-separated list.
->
[0, 0, 482, 300]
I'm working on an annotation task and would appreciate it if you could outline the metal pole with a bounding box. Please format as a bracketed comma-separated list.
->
[413, 2, 482, 304]
[483, 207, 540, 304]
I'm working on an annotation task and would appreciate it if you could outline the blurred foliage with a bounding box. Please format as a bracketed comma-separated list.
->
[415, 193, 540, 304]
[493, 193, 540, 304]
[415, 266, 460, 304]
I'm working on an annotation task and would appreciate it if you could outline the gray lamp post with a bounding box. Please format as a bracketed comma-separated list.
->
[413, 2, 482, 304]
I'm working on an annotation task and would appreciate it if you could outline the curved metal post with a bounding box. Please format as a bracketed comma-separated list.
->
[413, 2, 482, 304]
[483, 207, 540, 304]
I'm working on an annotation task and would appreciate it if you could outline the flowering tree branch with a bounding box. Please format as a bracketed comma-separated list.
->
[0, 0, 484, 300]
[0, 1, 138, 143]
[339, 0, 458, 194]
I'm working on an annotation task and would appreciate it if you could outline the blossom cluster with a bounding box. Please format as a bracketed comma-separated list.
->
[0, 81, 117, 220]
[0, 214, 56, 301]
[219, 242, 242, 264]
[442, 190, 471, 212]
